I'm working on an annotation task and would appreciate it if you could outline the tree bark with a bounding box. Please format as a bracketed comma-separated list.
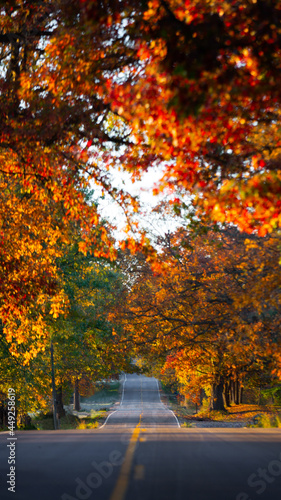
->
[18, 413, 31, 428]
[234, 379, 239, 405]
[50, 341, 58, 430]
[223, 380, 231, 407]
[230, 379, 235, 404]
[209, 379, 225, 411]
[234, 376, 243, 404]
[0, 402, 8, 428]
[56, 386, 65, 418]
[74, 379, 80, 412]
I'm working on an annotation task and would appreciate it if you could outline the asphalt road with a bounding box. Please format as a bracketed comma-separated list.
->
[104, 374, 179, 427]
[0, 374, 281, 500]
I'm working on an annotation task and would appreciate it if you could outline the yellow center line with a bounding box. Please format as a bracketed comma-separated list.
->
[109, 415, 142, 500]
[110, 379, 144, 500]
[133, 464, 145, 480]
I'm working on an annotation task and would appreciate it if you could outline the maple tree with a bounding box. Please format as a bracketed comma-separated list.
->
[0, 239, 130, 423]
[107, 0, 281, 235]
[0, 172, 70, 359]
[3, 0, 281, 343]
[118, 227, 281, 410]
[49, 241, 131, 414]
[2, 0, 281, 418]
[0, 1, 141, 349]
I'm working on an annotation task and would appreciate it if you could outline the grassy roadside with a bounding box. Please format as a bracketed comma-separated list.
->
[159, 389, 281, 428]
[78, 381, 121, 411]
[18, 380, 121, 431]
[31, 409, 109, 430]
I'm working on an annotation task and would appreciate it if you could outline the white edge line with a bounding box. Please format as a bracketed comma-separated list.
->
[99, 410, 118, 429]
[157, 380, 180, 428]
[168, 409, 181, 428]
[99, 373, 127, 429]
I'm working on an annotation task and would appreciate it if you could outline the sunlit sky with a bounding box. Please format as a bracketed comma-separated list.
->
[92, 167, 181, 242]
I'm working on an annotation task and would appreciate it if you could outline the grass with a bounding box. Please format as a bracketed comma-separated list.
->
[181, 421, 194, 428]
[78, 381, 121, 411]
[193, 404, 281, 426]
[33, 413, 78, 430]
[75, 410, 108, 429]
[247, 413, 281, 428]
[31, 409, 109, 430]
[159, 387, 281, 427]
[25, 380, 121, 431]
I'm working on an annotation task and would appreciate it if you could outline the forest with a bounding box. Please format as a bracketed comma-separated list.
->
[1, 0, 281, 426]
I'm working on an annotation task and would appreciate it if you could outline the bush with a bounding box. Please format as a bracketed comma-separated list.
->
[77, 420, 99, 429]
[251, 413, 281, 428]
[32, 413, 55, 430]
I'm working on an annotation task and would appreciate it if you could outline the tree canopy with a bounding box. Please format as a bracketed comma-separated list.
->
[117, 227, 281, 409]
[2, 1, 281, 417]
[0, 0, 137, 345]
[0, 238, 130, 418]
[108, 0, 281, 235]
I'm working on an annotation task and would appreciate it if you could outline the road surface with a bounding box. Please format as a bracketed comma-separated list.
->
[0, 374, 281, 500]
[104, 374, 179, 427]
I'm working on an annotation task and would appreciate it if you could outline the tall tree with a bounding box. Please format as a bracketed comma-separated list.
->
[118, 227, 281, 410]
[0, 238, 131, 421]
[50, 240, 131, 410]
[0, 1, 140, 346]
[108, 0, 281, 235]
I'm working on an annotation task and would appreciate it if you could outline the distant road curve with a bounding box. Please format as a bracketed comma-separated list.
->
[103, 373, 180, 428]
[1, 374, 281, 500]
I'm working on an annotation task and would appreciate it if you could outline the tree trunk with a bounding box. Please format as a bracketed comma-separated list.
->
[50, 341, 58, 430]
[18, 413, 31, 428]
[230, 380, 235, 405]
[237, 377, 243, 404]
[209, 379, 225, 411]
[223, 380, 231, 407]
[200, 388, 205, 406]
[56, 386, 65, 418]
[74, 379, 80, 412]
[0, 402, 8, 428]
[234, 379, 239, 405]
[234, 375, 243, 404]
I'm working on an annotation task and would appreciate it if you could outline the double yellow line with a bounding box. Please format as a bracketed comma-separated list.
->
[109, 415, 142, 500]
[110, 378, 144, 500]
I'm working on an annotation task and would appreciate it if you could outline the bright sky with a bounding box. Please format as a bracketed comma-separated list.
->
[93, 166, 181, 242]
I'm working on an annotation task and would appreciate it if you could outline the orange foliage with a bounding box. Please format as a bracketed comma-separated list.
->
[2, 0, 281, 357]
[121, 227, 281, 395]
[0, 1, 133, 349]
[108, 0, 281, 233]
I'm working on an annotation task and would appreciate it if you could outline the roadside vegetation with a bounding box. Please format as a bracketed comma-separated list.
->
[160, 382, 281, 428]
[0, 380, 120, 432]
[32, 380, 120, 431]
[31, 410, 108, 431]
[1, 2, 281, 436]
[78, 381, 121, 412]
